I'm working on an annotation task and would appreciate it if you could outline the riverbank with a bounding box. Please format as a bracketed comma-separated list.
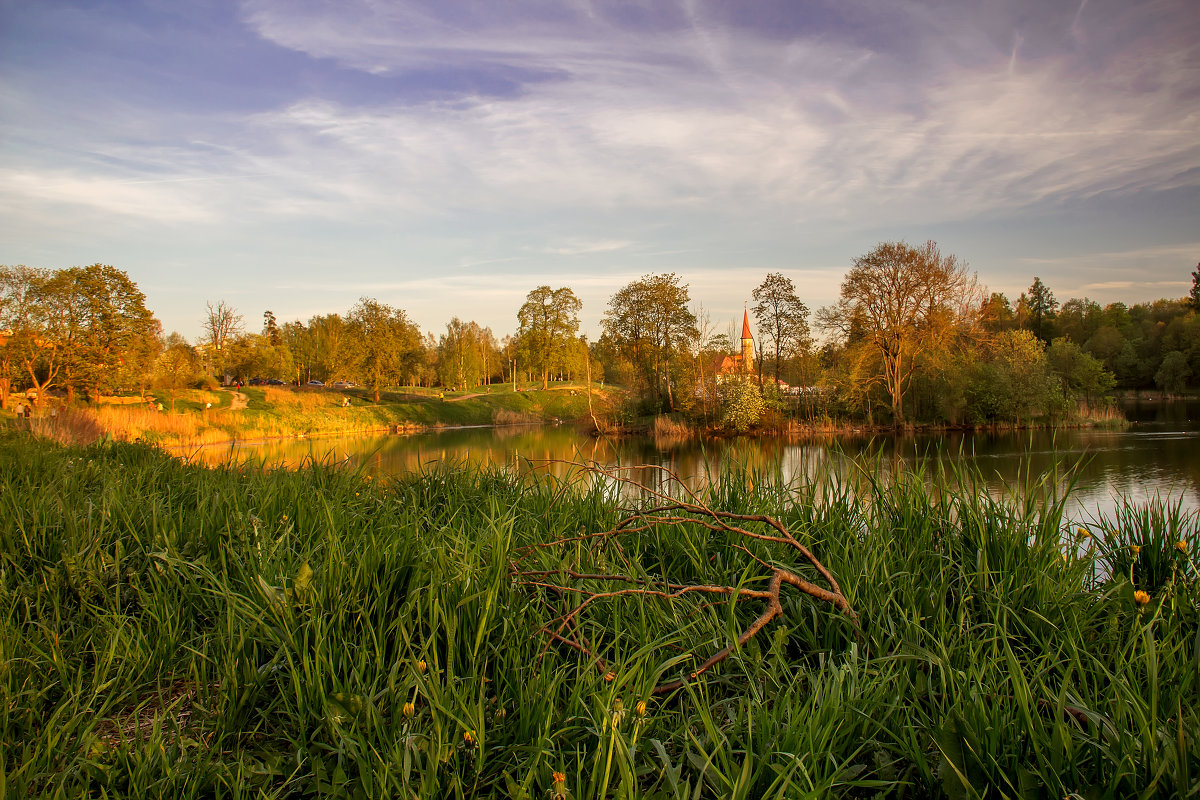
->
[4, 431, 1195, 797]
[12, 382, 615, 447]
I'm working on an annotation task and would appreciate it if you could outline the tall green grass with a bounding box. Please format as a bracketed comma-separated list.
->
[0, 431, 1195, 798]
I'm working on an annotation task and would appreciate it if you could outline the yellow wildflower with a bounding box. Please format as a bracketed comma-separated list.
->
[611, 696, 626, 726]
[463, 729, 476, 747]
[551, 771, 567, 800]
[635, 700, 647, 719]
[1075, 527, 1090, 539]
[402, 702, 415, 718]
[416, 660, 427, 674]
[495, 706, 507, 721]
[1177, 541, 1188, 554]
[1133, 590, 1151, 607]
[1130, 545, 1141, 559]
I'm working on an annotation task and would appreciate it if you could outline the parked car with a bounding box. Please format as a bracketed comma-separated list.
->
[331, 380, 355, 389]
[306, 380, 325, 387]
[264, 378, 285, 385]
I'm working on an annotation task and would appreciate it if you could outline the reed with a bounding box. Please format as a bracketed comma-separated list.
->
[1, 431, 1195, 798]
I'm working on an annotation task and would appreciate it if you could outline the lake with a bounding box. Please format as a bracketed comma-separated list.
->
[176, 398, 1200, 523]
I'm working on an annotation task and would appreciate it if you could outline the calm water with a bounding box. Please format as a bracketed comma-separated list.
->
[176, 399, 1200, 523]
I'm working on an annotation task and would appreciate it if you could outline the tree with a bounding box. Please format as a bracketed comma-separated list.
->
[1190, 263, 1200, 310]
[263, 310, 280, 345]
[1155, 350, 1191, 395]
[979, 292, 1016, 333]
[154, 332, 198, 411]
[0, 266, 41, 409]
[819, 241, 973, 426]
[438, 318, 497, 389]
[345, 298, 421, 402]
[602, 274, 698, 411]
[1020, 277, 1058, 343]
[966, 329, 1060, 425]
[516, 286, 581, 390]
[1046, 337, 1115, 405]
[64, 264, 159, 399]
[751, 273, 810, 386]
[202, 301, 243, 379]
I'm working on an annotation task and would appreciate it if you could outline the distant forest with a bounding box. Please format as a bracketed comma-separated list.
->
[3, 245, 1198, 428]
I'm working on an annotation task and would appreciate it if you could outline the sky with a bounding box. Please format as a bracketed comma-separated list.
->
[2, 0, 1198, 343]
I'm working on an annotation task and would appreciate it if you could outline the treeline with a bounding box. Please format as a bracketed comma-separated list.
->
[3, 250, 1198, 428]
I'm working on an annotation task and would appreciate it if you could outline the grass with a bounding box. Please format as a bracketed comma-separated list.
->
[35, 382, 614, 447]
[1, 431, 1196, 798]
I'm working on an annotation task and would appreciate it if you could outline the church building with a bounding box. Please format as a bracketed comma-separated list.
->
[711, 309, 755, 376]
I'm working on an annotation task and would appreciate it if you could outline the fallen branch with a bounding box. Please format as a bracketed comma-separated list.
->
[512, 461, 859, 695]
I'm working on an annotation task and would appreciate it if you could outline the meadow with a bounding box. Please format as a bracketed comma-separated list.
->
[0, 430, 1196, 798]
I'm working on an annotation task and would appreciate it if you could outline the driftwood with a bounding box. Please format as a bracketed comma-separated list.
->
[511, 462, 859, 695]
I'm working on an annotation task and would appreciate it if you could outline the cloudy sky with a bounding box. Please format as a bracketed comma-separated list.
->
[2, 0, 1198, 342]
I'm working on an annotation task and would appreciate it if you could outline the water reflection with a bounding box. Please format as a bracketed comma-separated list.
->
[173, 400, 1200, 522]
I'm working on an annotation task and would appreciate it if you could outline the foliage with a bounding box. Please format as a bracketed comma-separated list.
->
[602, 274, 698, 412]
[1020, 276, 1059, 344]
[1155, 350, 1192, 394]
[345, 298, 422, 402]
[819, 240, 976, 425]
[437, 317, 498, 390]
[516, 286, 582, 390]
[718, 378, 766, 432]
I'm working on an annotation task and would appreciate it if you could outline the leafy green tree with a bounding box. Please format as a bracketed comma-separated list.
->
[517, 286, 581, 390]
[0, 265, 41, 408]
[1155, 350, 1191, 395]
[602, 274, 698, 412]
[1056, 298, 1102, 345]
[1190, 263, 1200, 310]
[438, 318, 497, 389]
[10, 268, 70, 406]
[752, 272, 810, 386]
[263, 310, 280, 346]
[281, 320, 315, 384]
[73, 265, 159, 398]
[345, 298, 421, 402]
[1020, 277, 1059, 343]
[154, 332, 198, 411]
[966, 330, 1060, 425]
[1046, 337, 1116, 405]
[819, 241, 973, 426]
[979, 292, 1016, 333]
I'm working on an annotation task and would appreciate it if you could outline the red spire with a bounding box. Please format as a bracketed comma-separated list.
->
[741, 308, 753, 340]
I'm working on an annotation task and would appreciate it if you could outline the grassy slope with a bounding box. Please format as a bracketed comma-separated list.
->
[70, 383, 613, 446]
[2, 432, 1196, 798]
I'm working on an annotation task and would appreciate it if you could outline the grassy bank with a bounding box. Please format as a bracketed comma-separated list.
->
[20, 383, 613, 447]
[2, 431, 1196, 797]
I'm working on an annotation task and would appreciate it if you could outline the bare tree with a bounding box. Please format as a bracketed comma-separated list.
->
[202, 300, 243, 378]
[752, 273, 810, 386]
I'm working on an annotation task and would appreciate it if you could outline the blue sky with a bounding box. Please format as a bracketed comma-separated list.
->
[2, 0, 1198, 342]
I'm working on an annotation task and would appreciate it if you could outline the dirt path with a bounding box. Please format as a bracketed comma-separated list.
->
[227, 391, 248, 410]
[445, 393, 485, 402]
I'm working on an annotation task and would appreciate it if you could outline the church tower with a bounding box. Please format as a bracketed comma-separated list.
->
[740, 308, 754, 372]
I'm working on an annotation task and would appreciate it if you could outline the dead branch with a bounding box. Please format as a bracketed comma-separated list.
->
[512, 461, 859, 695]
